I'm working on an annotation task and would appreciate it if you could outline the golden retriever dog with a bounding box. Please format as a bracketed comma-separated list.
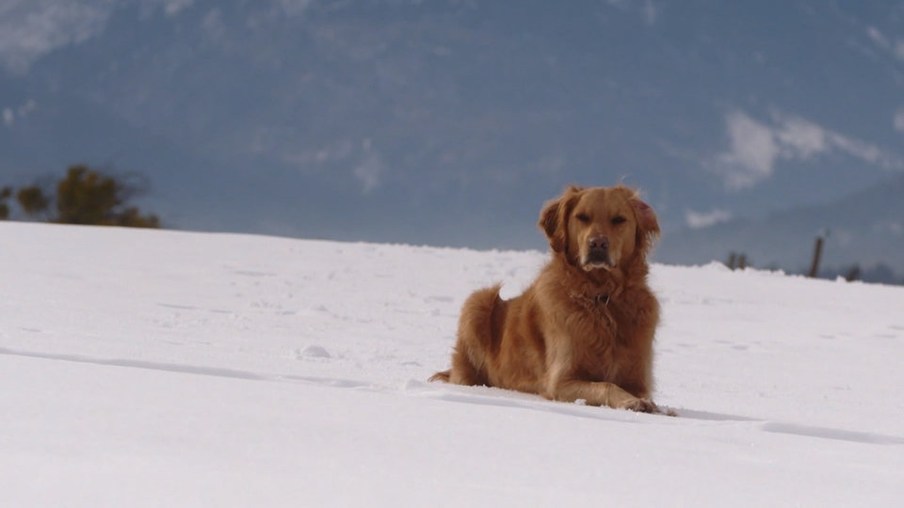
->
[430, 185, 664, 413]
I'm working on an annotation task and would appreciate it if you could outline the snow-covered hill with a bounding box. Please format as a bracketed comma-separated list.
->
[1, 222, 902, 506]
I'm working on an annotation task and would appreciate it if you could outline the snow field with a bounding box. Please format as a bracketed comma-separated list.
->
[1, 222, 902, 506]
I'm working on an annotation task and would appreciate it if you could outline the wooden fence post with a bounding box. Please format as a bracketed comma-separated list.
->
[808, 236, 824, 278]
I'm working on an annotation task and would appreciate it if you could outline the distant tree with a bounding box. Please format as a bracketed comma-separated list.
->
[54, 165, 160, 227]
[820, 263, 902, 286]
[115, 206, 160, 228]
[726, 252, 737, 270]
[0, 186, 10, 220]
[16, 185, 50, 218]
[844, 264, 861, 282]
[725, 251, 750, 271]
[2, 165, 160, 228]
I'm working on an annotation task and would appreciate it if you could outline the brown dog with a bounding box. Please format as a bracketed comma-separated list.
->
[430, 185, 663, 413]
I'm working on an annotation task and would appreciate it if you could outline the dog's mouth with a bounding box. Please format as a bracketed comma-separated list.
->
[581, 254, 615, 271]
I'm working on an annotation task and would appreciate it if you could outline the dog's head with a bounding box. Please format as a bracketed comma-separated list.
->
[539, 185, 659, 271]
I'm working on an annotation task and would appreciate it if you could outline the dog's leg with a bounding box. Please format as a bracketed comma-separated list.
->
[551, 379, 659, 413]
[427, 347, 486, 385]
[448, 346, 485, 385]
[438, 285, 501, 386]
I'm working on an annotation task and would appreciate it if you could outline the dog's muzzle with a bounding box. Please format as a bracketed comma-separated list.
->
[583, 235, 613, 270]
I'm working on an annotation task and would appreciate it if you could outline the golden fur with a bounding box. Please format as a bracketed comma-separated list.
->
[431, 185, 664, 413]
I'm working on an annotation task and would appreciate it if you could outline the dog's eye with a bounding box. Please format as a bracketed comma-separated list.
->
[575, 213, 590, 223]
[611, 215, 627, 225]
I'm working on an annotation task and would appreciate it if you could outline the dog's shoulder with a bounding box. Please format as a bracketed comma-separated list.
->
[527, 258, 574, 310]
[616, 274, 660, 317]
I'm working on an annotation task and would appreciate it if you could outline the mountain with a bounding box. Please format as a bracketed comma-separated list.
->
[1, 0, 903, 257]
[661, 172, 904, 278]
[2, 221, 903, 505]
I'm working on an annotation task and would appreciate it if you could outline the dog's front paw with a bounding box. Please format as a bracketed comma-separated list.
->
[623, 398, 659, 414]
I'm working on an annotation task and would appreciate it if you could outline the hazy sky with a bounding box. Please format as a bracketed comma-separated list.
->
[1, 1, 903, 267]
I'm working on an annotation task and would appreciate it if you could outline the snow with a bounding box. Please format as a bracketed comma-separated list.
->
[1, 222, 902, 506]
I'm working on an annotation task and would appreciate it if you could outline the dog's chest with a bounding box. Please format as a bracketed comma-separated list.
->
[567, 304, 621, 379]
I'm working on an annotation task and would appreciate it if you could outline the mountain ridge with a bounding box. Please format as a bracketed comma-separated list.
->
[1, 0, 902, 269]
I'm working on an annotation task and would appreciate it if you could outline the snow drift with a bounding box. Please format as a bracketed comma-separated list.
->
[1, 222, 902, 506]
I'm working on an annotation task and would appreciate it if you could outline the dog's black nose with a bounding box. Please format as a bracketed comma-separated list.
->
[587, 235, 609, 263]
[588, 235, 609, 252]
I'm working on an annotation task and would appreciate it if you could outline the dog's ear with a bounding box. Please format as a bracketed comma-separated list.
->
[629, 190, 660, 256]
[539, 185, 582, 253]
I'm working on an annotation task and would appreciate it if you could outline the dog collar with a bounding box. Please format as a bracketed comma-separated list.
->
[569, 290, 611, 307]
[593, 293, 611, 306]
